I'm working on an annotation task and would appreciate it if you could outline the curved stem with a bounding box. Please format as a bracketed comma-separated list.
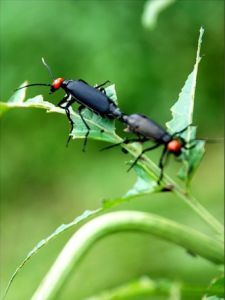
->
[31, 211, 224, 300]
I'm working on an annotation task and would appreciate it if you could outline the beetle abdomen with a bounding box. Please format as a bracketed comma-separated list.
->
[66, 81, 111, 114]
[123, 114, 171, 142]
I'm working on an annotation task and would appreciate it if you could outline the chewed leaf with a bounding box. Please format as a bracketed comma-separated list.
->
[166, 27, 204, 135]
[104, 84, 118, 104]
[8, 81, 28, 103]
[71, 108, 121, 144]
[0, 82, 29, 115]
[166, 28, 205, 184]
[0, 83, 62, 115]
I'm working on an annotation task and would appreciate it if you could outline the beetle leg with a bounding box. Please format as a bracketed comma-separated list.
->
[57, 95, 76, 147]
[100, 138, 146, 152]
[178, 137, 197, 151]
[127, 143, 161, 172]
[99, 88, 106, 94]
[78, 105, 90, 152]
[57, 93, 71, 107]
[157, 146, 169, 184]
[100, 141, 124, 151]
[78, 79, 89, 85]
[172, 124, 192, 138]
[64, 101, 76, 147]
[183, 140, 197, 150]
[94, 80, 110, 89]
[95, 80, 110, 95]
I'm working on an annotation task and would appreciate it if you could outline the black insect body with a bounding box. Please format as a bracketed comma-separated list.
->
[103, 113, 193, 183]
[52, 78, 123, 148]
[123, 114, 172, 145]
[16, 59, 123, 150]
[122, 114, 194, 183]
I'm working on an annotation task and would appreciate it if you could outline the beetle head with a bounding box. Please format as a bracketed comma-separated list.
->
[167, 139, 183, 156]
[50, 78, 65, 93]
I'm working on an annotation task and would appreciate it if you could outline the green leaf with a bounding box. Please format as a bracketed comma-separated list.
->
[0, 83, 61, 115]
[166, 27, 205, 183]
[71, 108, 121, 144]
[8, 81, 28, 103]
[103, 162, 159, 209]
[2, 209, 102, 300]
[124, 163, 159, 198]
[103, 84, 118, 105]
[0, 81, 28, 115]
[166, 28, 204, 133]
[0, 94, 57, 113]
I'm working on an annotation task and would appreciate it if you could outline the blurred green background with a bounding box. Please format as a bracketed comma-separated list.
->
[0, 0, 224, 299]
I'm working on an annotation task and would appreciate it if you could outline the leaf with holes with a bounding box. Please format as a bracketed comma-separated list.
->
[166, 28, 205, 183]
[0, 83, 121, 144]
[0, 82, 63, 115]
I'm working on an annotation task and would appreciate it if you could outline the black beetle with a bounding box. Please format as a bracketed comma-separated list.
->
[16, 59, 123, 150]
[103, 113, 193, 183]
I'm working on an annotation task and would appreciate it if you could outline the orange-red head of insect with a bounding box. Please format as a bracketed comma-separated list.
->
[51, 78, 64, 92]
[167, 139, 183, 156]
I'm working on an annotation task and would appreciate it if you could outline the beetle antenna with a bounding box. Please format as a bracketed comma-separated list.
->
[15, 83, 51, 91]
[41, 57, 54, 79]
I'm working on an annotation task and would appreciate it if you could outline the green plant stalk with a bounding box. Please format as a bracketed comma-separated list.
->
[31, 211, 224, 300]
[123, 143, 224, 237]
[85, 277, 218, 300]
[86, 277, 179, 300]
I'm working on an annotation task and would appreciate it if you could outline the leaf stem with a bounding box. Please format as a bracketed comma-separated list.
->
[123, 143, 224, 237]
[31, 211, 224, 300]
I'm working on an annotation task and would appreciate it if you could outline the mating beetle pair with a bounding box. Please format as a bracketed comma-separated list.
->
[17, 59, 194, 183]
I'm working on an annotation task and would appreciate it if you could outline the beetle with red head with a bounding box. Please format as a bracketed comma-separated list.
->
[16, 58, 123, 150]
[102, 113, 194, 184]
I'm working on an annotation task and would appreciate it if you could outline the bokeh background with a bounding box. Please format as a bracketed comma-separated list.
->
[0, 0, 224, 299]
